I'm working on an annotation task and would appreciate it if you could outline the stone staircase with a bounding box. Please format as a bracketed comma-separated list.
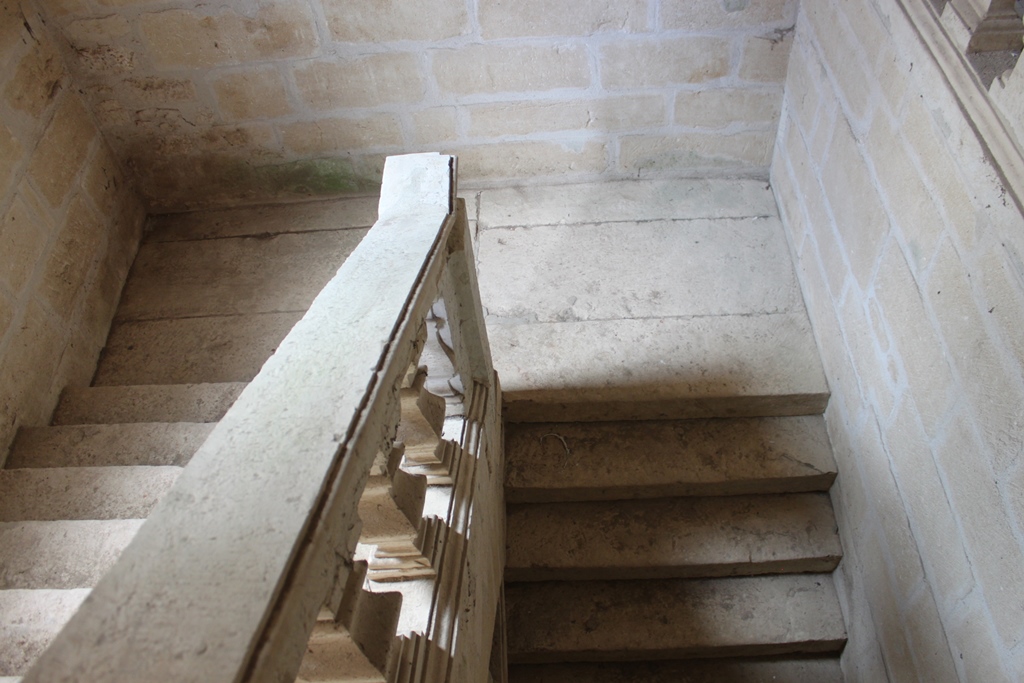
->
[503, 417, 846, 680]
[0, 198, 375, 679]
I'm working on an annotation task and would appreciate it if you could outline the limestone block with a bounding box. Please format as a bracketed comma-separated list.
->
[117, 229, 366, 320]
[27, 94, 96, 208]
[145, 197, 377, 242]
[803, 1, 874, 123]
[0, 191, 52, 296]
[212, 68, 293, 121]
[468, 96, 664, 137]
[904, 587, 960, 681]
[281, 116, 404, 155]
[675, 88, 781, 128]
[948, 598, 1015, 683]
[54, 383, 247, 425]
[0, 2, 25, 62]
[82, 141, 128, 218]
[294, 54, 424, 109]
[0, 589, 89, 676]
[601, 37, 731, 88]
[662, 0, 795, 30]
[0, 466, 182, 521]
[7, 423, 214, 469]
[456, 141, 607, 180]
[478, 178, 777, 229]
[0, 289, 11, 342]
[491, 311, 828, 422]
[3, 32, 64, 118]
[137, 2, 319, 69]
[874, 244, 955, 433]
[478, 217, 802, 322]
[505, 416, 836, 502]
[410, 107, 459, 145]
[0, 520, 144, 589]
[323, 0, 468, 42]
[506, 493, 841, 581]
[739, 33, 794, 83]
[93, 311, 302, 385]
[820, 120, 888, 287]
[506, 574, 845, 662]
[0, 302, 63, 453]
[619, 130, 774, 172]
[39, 196, 105, 320]
[478, 0, 646, 38]
[433, 44, 590, 94]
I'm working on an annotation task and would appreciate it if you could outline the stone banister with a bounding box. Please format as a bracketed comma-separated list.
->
[21, 153, 505, 683]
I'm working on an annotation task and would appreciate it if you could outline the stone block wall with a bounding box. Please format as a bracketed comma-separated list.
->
[0, 2, 146, 459]
[42, 0, 796, 211]
[772, 0, 1024, 680]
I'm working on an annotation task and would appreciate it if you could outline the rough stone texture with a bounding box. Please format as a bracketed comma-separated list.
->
[93, 312, 303, 386]
[506, 574, 846, 662]
[771, 0, 1024, 679]
[478, 178, 827, 421]
[492, 312, 828, 422]
[35, 0, 797, 209]
[0, 6, 146, 459]
[53, 383, 247, 425]
[0, 520, 143, 589]
[509, 657, 844, 682]
[505, 416, 836, 502]
[6, 423, 213, 468]
[0, 589, 89, 676]
[0, 467, 181, 521]
[506, 493, 841, 581]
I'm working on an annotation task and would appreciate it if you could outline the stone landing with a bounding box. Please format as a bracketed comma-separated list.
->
[474, 179, 828, 421]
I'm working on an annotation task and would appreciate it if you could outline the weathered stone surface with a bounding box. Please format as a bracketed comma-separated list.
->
[477, 178, 777, 229]
[491, 312, 828, 422]
[661, 0, 795, 30]
[509, 657, 843, 682]
[6, 423, 213, 468]
[293, 54, 423, 109]
[506, 493, 841, 581]
[0, 589, 89, 676]
[601, 37, 731, 88]
[93, 311, 302, 385]
[323, 0, 468, 42]
[479, 217, 802, 322]
[506, 574, 846, 662]
[0, 520, 143, 589]
[26, 94, 94, 208]
[145, 197, 378, 242]
[54, 383, 247, 425]
[433, 44, 590, 94]
[505, 416, 836, 502]
[0, 467, 181, 521]
[619, 131, 775, 171]
[212, 68, 293, 121]
[478, 0, 646, 38]
[116, 229, 367, 320]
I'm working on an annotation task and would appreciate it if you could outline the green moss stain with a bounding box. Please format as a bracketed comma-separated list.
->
[257, 157, 382, 197]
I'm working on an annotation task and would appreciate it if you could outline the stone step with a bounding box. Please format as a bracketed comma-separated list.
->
[508, 656, 844, 682]
[0, 467, 181, 521]
[506, 574, 845, 664]
[6, 423, 213, 468]
[505, 416, 836, 503]
[0, 520, 144, 589]
[53, 383, 246, 425]
[506, 493, 841, 582]
[0, 588, 89, 676]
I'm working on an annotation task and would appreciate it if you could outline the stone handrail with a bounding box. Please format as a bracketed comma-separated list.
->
[22, 153, 505, 683]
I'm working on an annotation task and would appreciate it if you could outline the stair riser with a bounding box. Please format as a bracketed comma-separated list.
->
[506, 558, 841, 583]
[506, 476, 836, 503]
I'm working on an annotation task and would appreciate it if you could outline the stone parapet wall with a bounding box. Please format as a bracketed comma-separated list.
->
[0, 3, 145, 459]
[42, 0, 796, 211]
[772, 0, 1024, 680]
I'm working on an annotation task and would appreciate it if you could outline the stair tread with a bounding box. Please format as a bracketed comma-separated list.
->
[7, 423, 213, 468]
[508, 656, 844, 682]
[506, 416, 836, 503]
[506, 493, 841, 581]
[0, 589, 89, 676]
[0, 467, 181, 521]
[0, 520, 144, 590]
[506, 574, 846, 663]
[54, 383, 246, 425]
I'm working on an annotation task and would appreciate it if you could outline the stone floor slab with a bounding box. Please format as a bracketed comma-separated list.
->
[478, 217, 802, 323]
[0, 589, 89, 676]
[54, 383, 247, 425]
[505, 416, 836, 503]
[477, 179, 776, 229]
